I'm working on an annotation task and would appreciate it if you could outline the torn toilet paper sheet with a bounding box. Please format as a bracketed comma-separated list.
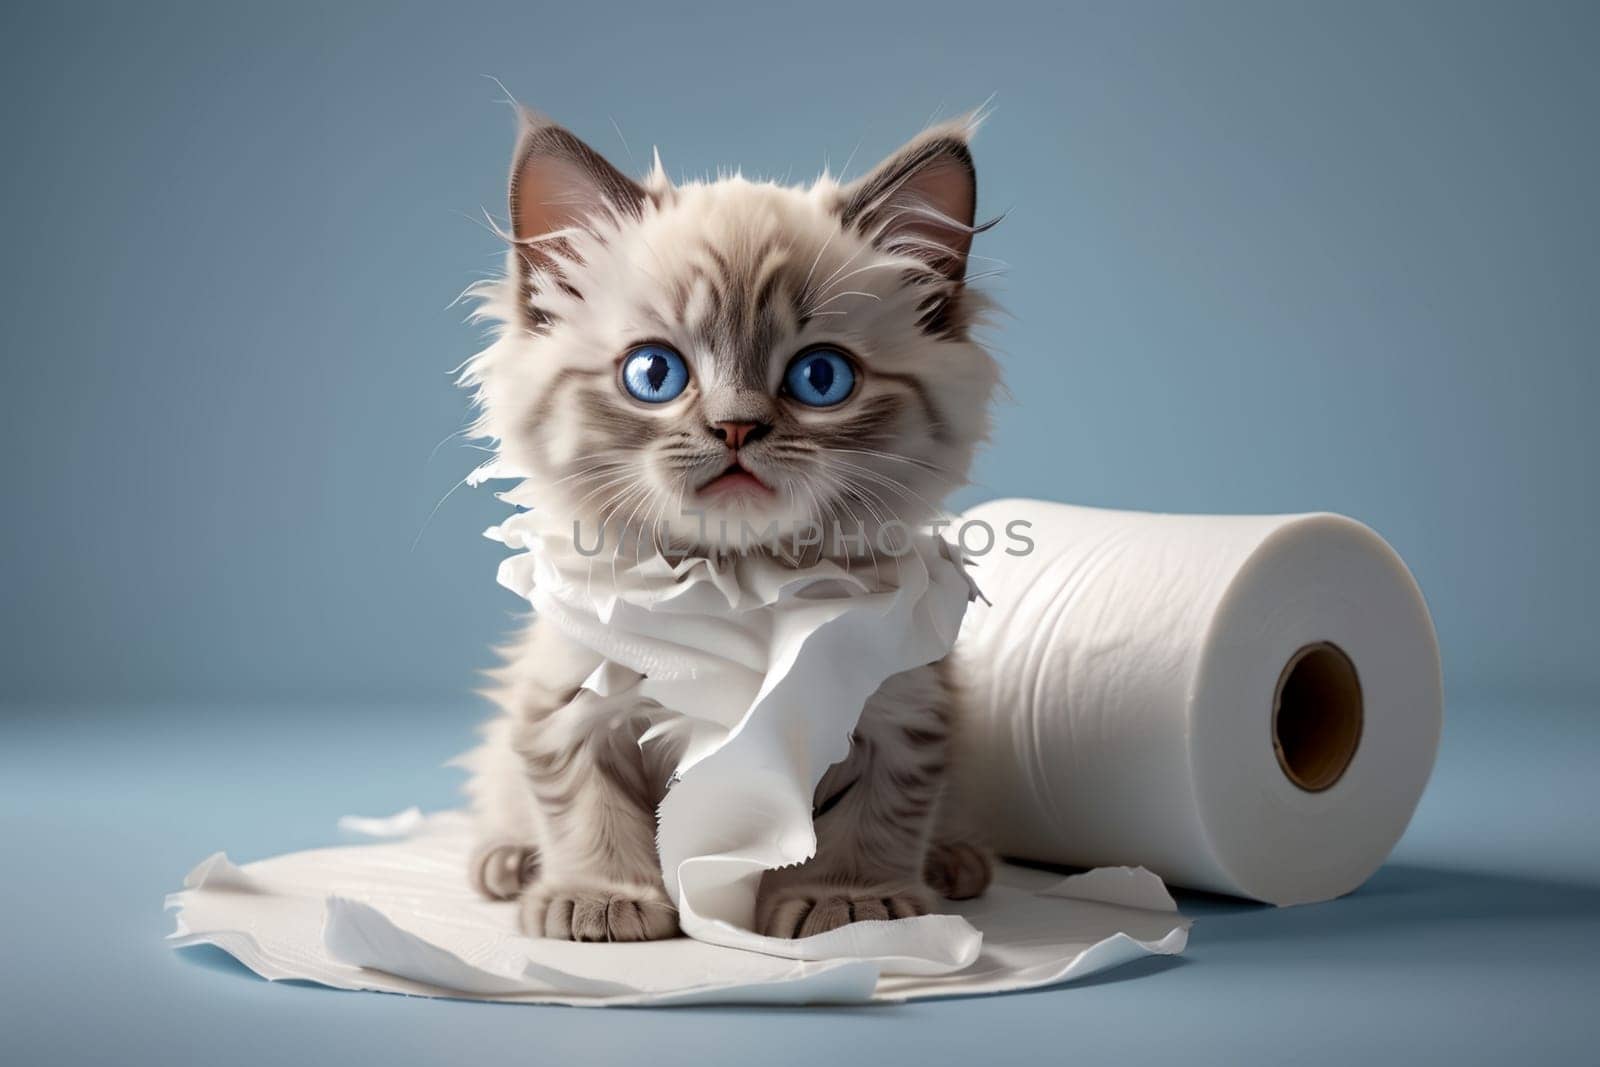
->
[481, 498, 986, 972]
[166, 811, 1189, 1005]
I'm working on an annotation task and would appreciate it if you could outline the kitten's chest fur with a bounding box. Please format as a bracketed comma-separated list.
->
[814, 662, 952, 817]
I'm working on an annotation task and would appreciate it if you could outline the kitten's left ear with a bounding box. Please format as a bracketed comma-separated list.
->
[839, 121, 979, 282]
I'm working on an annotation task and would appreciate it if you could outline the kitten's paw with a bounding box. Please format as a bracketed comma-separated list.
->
[520, 882, 680, 942]
[923, 840, 994, 900]
[468, 840, 541, 901]
[756, 884, 934, 939]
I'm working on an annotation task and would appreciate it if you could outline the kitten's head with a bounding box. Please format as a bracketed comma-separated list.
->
[463, 111, 1000, 557]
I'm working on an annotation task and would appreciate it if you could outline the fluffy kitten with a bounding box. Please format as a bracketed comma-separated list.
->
[462, 111, 1000, 941]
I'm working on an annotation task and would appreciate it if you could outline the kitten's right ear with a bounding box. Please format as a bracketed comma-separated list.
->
[838, 120, 980, 283]
[507, 112, 646, 324]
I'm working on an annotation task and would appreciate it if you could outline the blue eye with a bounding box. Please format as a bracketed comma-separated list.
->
[621, 344, 689, 403]
[783, 349, 856, 407]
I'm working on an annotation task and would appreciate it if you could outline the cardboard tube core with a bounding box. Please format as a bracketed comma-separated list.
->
[1272, 642, 1363, 792]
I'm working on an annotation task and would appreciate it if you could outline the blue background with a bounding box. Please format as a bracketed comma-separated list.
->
[2, 1, 1596, 1063]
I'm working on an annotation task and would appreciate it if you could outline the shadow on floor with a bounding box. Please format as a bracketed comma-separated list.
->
[1176, 863, 1600, 945]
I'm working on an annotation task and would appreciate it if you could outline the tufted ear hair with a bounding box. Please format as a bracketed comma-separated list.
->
[508, 111, 647, 322]
[838, 121, 979, 282]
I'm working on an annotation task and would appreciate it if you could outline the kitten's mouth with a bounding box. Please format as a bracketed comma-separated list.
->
[697, 461, 775, 500]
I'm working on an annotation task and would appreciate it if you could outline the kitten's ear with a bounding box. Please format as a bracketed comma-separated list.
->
[507, 112, 646, 310]
[839, 122, 979, 282]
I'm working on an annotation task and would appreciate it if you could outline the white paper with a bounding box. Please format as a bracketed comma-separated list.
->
[167, 495, 1443, 1002]
[951, 500, 1443, 905]
[166, 811, 1188, 1005]
[484, 499, 984, 972]
[165, 489, 1192, 1005]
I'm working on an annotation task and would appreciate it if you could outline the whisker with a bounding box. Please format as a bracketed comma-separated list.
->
[821, 446, 950, 476]
[410, 473, 471, 552]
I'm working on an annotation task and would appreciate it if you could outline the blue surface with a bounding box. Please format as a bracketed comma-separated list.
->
[5, 1, 1599, 1061]
[3, 696, 1597, 1064]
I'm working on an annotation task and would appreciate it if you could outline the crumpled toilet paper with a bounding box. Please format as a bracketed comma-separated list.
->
[485, 497, 983, 971]
[167, 811, 1188, 1005]
[165, 487, 1190, 1005]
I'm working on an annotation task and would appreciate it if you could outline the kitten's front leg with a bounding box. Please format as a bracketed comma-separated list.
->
[754, 667, 947, 938]
[514, 690, 680, 942]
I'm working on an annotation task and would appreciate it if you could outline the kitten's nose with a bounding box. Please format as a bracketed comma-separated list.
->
[710, 421, 771, 449]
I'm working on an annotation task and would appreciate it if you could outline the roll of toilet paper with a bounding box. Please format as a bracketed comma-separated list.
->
[951, 499, 1442, 905]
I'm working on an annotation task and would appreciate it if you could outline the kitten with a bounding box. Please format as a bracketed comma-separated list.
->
[461, 110, 1001, 941]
